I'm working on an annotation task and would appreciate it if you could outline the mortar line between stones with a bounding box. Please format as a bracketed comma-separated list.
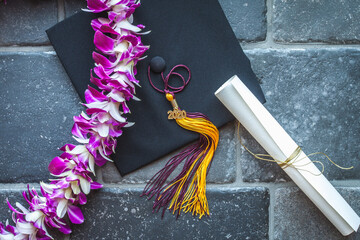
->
[267, 185, 276, 240]
[234, 121, 244, 186]
[95, 166, 105, 184]
[98, 181, 294, 189]
[1, 44, 360, 53]
[0, 181, 354, 191]
[265, 0, 275, 47]
[0, 183, 40, 189]
[0, 46, 55, 52]
[97, 177, 360, 188]
[0, 178, 358, 190]
[58, 0, 65, 22]
[242, 41, 360, 50]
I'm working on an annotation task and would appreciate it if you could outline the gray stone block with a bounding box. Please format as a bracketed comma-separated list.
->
[274, 187, 360, 240]
[69, 187, 269, 240]
[102, 122, 237, 184]
[0, 0, 57, 45]
[242, 48, 360, 182]
[219, 0, 267, 42]
[65, 0, 87, 18]
[65, 0, 267, 42]
[0, 53, 85, 183]
[273, 0, 360, 43]
[0, 188, 66, 239]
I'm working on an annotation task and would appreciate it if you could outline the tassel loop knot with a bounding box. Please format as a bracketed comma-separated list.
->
[148, 58, 191, 94]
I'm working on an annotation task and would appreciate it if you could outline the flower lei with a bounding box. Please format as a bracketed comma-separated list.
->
[0, 1, 148, 239]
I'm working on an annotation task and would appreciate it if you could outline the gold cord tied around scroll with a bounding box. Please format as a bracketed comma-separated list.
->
[236, 122, 354, 175]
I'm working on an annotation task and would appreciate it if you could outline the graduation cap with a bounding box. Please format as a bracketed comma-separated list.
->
[46, 0, 265, 178]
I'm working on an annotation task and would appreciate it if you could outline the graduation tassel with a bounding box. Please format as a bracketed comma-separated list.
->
[142, 57, 219, 218]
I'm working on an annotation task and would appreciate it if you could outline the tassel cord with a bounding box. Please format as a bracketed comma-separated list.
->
[142, 115, 218, 218]
[142, 145, 199, 198]
[142, 137, 205, 197]
[169, 116, 219, 217]
[152, 137, 209, 216]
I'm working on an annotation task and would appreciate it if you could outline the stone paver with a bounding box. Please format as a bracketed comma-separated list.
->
[242, 48, 360, 182]
[219, 0, 267, 41]
[274, 187, 360, 240]
[273, 0, 360, 43]
[0, 0, 57, 45]
[0, 53, 84, 183]
[65, 0, 87, 18]
[66, 0, 267, 42]
[70, 187, 269, 240]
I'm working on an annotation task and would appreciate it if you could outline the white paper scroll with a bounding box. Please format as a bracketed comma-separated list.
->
[215, 75, 360, 236]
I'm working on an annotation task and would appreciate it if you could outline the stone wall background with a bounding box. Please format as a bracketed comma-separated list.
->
[0, 0, 359, 239]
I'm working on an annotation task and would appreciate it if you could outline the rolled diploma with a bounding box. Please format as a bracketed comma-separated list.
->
[215, 75, 360, 236]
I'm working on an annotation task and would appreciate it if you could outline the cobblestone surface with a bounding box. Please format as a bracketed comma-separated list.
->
[0, 1, 359, 239]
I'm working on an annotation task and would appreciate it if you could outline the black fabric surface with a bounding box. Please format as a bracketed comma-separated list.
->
[46, 0, 266, 176]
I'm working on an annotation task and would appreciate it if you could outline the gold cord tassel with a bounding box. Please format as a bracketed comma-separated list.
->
[142, 93, 219, 218]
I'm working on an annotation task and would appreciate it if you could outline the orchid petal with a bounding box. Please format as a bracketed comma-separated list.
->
[25, 210, 43, 223]
[67, 205, 84, 224]
[88, 156, 95, 174]
[71, 182, 81, 195]
[72, 136, 90, 144]
[85, 86, 108, 104]
[90, 182, 103, 190]
[57, 223, 72, 235]
[97, 123, 110, 137]
[68, 145, 87, 155]
[93, 52, 117, 68]
[16, 221, 36, 235]
[108, 102, 126, 122]
[108, 90, 125, 103]
[56, 199, 68, 218]
[116, 19, 142, 32]
[86, 0, 109, 13]
[94, 31, 115, 53]
[0, 233, 15, 240]
[15, 202, 29, 214]
[59, 144, 76, 152]
[48, 157, 70, 175]
[84, 100, 108, 110]
[79, 177, 91, 194]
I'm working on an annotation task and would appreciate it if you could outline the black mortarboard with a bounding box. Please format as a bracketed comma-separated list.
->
[46, 0, 266, 176]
